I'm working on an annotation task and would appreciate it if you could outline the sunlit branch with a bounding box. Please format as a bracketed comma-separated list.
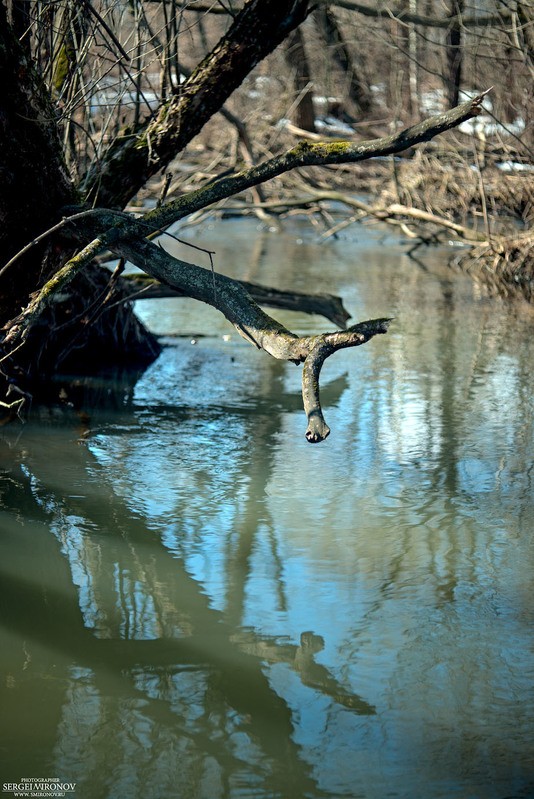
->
[143, 91, 489, 232]
[111, 236, 391, 442]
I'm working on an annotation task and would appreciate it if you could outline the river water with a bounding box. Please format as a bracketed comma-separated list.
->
[1, 219, 533, 799]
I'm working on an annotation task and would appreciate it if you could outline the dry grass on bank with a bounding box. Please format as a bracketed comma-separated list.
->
[378, 151, 534, 224]
[458, 231, 534, 303]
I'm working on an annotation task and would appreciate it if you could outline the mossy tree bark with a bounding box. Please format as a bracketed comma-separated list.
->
[0, 3, 160, 387]
[0, 0, 311, 393]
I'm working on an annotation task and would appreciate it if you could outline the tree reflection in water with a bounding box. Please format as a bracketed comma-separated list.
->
[1, 224, 534, 799]
[0, 356, 373, 799]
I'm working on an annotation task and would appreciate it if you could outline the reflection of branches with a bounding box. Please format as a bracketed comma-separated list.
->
[1, 425, 372, 793]
[233, 629, 375, 714]
[0, 473, 315, 794]
[220, 370, 351, 625]
[0, 568, 265, 793]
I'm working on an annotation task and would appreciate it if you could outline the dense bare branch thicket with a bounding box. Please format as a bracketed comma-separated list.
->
[1, 0, 532, 439]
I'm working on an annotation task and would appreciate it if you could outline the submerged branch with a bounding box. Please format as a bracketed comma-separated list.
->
[288, 189, 491, 244]
[121, 273, 351, 328]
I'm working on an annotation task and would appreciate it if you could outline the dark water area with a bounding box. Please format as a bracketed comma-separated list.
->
[1, 219, 533, 799]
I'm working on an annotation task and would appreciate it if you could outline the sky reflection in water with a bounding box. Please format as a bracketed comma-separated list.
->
[1, 221, 533, 799]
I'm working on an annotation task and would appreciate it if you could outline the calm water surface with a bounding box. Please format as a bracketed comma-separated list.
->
[1, 220, 533, 799]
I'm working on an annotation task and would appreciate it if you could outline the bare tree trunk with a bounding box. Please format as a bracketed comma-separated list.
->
[0, 4, 159, 388]
[0, 2, 76, 318]
[8, 0, 32, 42]
[313, 4, 372, 116]
[445, 0, 463, 108]
[389, 0, 414, 115]
[408, 0, 418, 112]
[516, 1, 534, 67]
[283, 26, 316, 132]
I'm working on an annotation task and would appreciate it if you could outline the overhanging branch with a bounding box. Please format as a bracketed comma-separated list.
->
[3, 93, 488, 440]
[110, 236, 390, 442]
[302, 319, 392, 442]
[6, 92, 487, 279]
[142, 91, 489, 232]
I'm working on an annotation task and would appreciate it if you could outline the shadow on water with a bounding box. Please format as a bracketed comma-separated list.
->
[1, 220, 534, 799]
